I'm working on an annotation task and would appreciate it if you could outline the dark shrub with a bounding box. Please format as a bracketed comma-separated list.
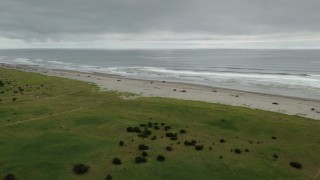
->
[154, 126, 160, 130]
[170, 137, 178, 141]
[161, 123, 165, 126]
[12, 98, 17, 101]
[219, 139, 226, 143]
[133, 127, 142, 133]
[166, 132, 177, 138]
[112, 158, 122, 165]
[151, 136, 157, 140]
[184, 140, 196, 146]
[154, 123, 158, 125]
[142, 129, 152, 136]
[195, 145, 204, 151]
[234, 148, 241, 154]
[4, 174, 16, 180]
[138, 134, 148, 138]
[272, 154, 279, 159]
[179, 129, 186, 134]
[290, 162, 302, 169]
[138, 144, 149, 151]
[105, 175, 112, 180]
[219, 156, 223, 159]
[135, 156, 147, 163]
[245, 149, 249, 152]
[164, 126, 171, 131]
[127, 127, 133, 132]
[142, 151, 148, 157]
[140, 124, 147, 127]
[166, 146, 173, 151]
[73, 164, 90, 174]
[157, 155, 165, 162]
[147, 122, 153, 128]
[209, 147, 212, 150]
[272, 136, 277, 140]
[119, 141, 124, 146]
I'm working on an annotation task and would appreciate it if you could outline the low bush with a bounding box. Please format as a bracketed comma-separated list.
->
[166, 146, 173, 151]
[119, 141, 124, 146]
[135, 156, 147, 163]
[234, 148, 241, 154]
[142, 151, 148, 157]
[195, 145, 204, 151]
[157, 155, 165, 162]
[150, 136, 156, 140]
[180, 129, 187, 134]
[73, 164, 90, 174]
[138, 144, 149, 151]
[112, 158, 122, 165]
[184, 140, 196, 146]
[220, 139, 226, 143]
[290, 162, 302, 169]
[272, 154, 279, 159]
[245, 149, 249, 152]
[4, 174, 16, 180]
[105, 175, 112, 180]
[165, 126, 171, 131]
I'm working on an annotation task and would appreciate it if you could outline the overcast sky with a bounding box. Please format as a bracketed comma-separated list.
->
[1, 0, 320, 49]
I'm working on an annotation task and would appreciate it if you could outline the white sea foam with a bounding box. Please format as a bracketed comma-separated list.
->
[47, 60, 72, 66]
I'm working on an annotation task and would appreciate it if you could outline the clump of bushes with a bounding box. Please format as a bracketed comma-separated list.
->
[184, 140, 196, 146]
[112, 158, 122, 165]
[119, 141, 124, 146]
[150, 136, 157, 140]
[138, 144, 149, 151]
[220, 139, 226, 143]
[3, 173, 16, 180]
[166, 146, 173, 151]
[166, 132, 177, 138]
[147, 122, 153, 128]
[127, 127, 142, 133]
[154, 126, 160, 130]
[161, 123, 165, 126]
[219, 156, 223, 159]
[73, 163, 90, 174]
[195, 145, 204, 151]
[105, 175, 112, 180]
[135, 156, 147, 163]
[290, 162, 302, 169]
[157, 155, 165, 162]
[140, 124, 147, 127]
[245, 149, 249, 152]
[272, 136, 277, 139]
[234, 148, 241, 154]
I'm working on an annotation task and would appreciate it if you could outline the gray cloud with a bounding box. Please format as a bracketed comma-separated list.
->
[0, 0, 320, 48]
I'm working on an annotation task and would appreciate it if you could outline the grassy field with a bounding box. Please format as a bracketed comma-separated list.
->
[1, 67, 320, 180]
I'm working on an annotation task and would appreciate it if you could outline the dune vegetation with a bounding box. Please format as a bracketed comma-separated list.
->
[0, 67, 320, 180]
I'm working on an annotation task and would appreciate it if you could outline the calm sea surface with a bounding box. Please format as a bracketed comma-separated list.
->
[1, 49, 319, 100]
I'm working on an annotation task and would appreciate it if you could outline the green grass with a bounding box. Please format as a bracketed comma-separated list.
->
[0, 67, 320, 180]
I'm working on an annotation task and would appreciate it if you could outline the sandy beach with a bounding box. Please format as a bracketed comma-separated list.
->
[2, 63, 320, 120]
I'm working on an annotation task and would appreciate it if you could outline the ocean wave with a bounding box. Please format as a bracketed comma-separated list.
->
[11, 58, 36, 65]
[47, 60, 72, 66]
[97, 66, 320, 89]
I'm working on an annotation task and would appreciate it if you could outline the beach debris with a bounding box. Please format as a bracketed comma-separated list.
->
[162, 81, 166, 83]
[157, 155, 166, 162]
[272, 102, 279, 105]
[112, 158, 122, 165]
[117, 79, 121, 82]
[181, 90, 186, 92]
[289, 162, 302, 169]
[311, 108, 315, 111]
[73, 163, 90, 174]
[135, 156, 147, 163]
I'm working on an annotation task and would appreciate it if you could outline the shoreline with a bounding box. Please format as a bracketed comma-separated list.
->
[1, 63, 320, 120]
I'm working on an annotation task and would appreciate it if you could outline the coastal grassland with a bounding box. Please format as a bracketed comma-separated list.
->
[0, 67, 320, 180]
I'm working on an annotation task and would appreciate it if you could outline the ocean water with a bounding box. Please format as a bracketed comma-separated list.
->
[0, 49, 320, 100]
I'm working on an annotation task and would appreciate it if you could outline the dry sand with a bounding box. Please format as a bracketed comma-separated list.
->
[2, 63, 320, 120]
